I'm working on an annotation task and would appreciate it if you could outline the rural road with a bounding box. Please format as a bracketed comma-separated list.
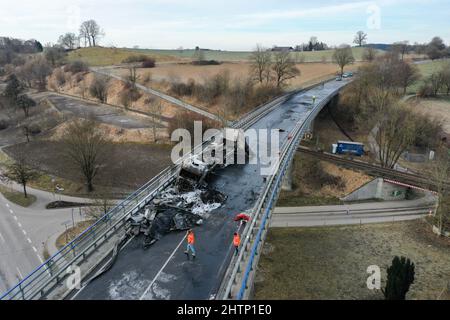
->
[91, 66, 225, 123]
[0, 181, 91, 294]
[271, 196, 437, 227]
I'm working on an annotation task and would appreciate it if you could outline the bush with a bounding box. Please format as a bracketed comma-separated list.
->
[191, 60, 221, 66]
[89, 75, 110, 103]
[0, 119, 9, 130]
[66, 60, 89, 73]
[122, 54, 149, 63]
[170, 79, 196, 97]
[54, 68, 66, 86]
[28, 123, 41, 135]
[168, 111, 220, 141]
[119, 86, 141, 108]
[141, 58, 155, 68]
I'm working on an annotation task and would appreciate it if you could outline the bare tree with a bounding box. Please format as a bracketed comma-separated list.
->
[430, 145, 450, 234]
[3, 151, 39, 198]
[353, 31, 368, 47]
[272, 51, 300, 88]
[62, 119, 109, 192]
[85, 192, 115, 221]
[15, 94, 36, 117]
[249, 44, 272, 84]
[148, 98, 163, 142]
[333, 45, 355, 76]
[395, 61, 421, 94]
[89, 75, 110, 103]
[362, 47, 377, 62]
[79, 20, 103, 47]
[392, 41, 410, 61]
[58, 33, 78, 50]
[44, 45, 66, 67]
[374, 102, 417, 168]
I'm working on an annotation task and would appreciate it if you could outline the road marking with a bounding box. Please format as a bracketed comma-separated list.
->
[32, 246, 38, 253]
[16, 267, 23, 280]
[139, 235, 185, 300]
[18, 222, 22, 228]
[9, 209, 13, 214]
[6, 203, 9, 208]
[22, 230, 27, 236]
[13, 216, 17, 221]
[0, 231, 5, 243]
[27, 238, 32, 244]
[37, 255, 44, 264]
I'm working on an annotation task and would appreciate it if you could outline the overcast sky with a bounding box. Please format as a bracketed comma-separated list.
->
[1, 0, 449, 50]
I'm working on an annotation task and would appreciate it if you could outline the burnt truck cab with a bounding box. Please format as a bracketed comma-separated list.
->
[177, 129, 250, 191]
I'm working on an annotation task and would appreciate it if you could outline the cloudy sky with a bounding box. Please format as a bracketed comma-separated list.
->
[1, 0, 449, 50]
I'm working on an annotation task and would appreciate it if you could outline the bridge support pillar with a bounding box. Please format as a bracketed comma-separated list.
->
[306, 118, 314, 133]
[281, 162, 293, 191]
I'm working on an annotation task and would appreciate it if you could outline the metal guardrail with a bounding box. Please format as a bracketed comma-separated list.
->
[218, 85, 344, 299]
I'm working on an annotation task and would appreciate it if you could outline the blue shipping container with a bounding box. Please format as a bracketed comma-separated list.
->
[336, 141, 364, 156]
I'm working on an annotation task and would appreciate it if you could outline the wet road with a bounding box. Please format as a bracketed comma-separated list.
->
[73, 79, 349, 300]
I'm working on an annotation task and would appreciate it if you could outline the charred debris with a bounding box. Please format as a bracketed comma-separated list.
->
[126, 130, 251, 248]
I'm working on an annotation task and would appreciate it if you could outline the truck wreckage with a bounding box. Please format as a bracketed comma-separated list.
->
[126, 129, 251, 248]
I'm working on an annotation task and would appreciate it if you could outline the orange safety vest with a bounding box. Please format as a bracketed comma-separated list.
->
[187, 232, 195, 244]
[233, 234, 240, 247]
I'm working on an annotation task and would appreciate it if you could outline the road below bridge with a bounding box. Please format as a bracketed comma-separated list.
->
[70, 79, 350, 300]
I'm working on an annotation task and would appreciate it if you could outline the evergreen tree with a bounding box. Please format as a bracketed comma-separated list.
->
[383, 256, 415, 300]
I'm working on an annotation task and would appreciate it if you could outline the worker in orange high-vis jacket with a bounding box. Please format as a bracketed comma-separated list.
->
[185, 229, 196, 258]
[233, 232, 241, 255]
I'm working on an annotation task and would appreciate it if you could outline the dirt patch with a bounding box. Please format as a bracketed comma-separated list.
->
[4, 141, 173, 195]
[254, 219, 450, 300]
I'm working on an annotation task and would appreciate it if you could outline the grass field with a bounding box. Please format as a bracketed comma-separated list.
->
[411, 97, 450, 134]
[67, 46, 370, 67]
[254, 220, 450, 300]
[408, 59, 450, 94]
[67, 47, 179, 66]
[0, 185, 36, 207]
[133, 47, 369, 62]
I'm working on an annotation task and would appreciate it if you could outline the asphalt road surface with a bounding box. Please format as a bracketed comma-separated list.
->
[73, 79, 350, 300]
[0, 182, 91, 295]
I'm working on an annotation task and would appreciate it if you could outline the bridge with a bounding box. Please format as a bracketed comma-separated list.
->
[0, 78, 351, 300]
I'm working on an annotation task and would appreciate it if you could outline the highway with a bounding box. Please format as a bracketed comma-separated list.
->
[71, 79, 350, 300]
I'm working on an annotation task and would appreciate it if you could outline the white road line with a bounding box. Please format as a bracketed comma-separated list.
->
[32, 246, 37, 253]
[6, 203, 9, 208]
[18, 222, 22, 228]
[139, 236, 186, 300]
[9, 209, 14, 214]
[22, 230, 27, 236]
[13, 216, 17, 221]
[0, 231, 5, 243]
[27, 238, 32, 244]
[37, 255, 44, 264]
[16, 267, 23, 280]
